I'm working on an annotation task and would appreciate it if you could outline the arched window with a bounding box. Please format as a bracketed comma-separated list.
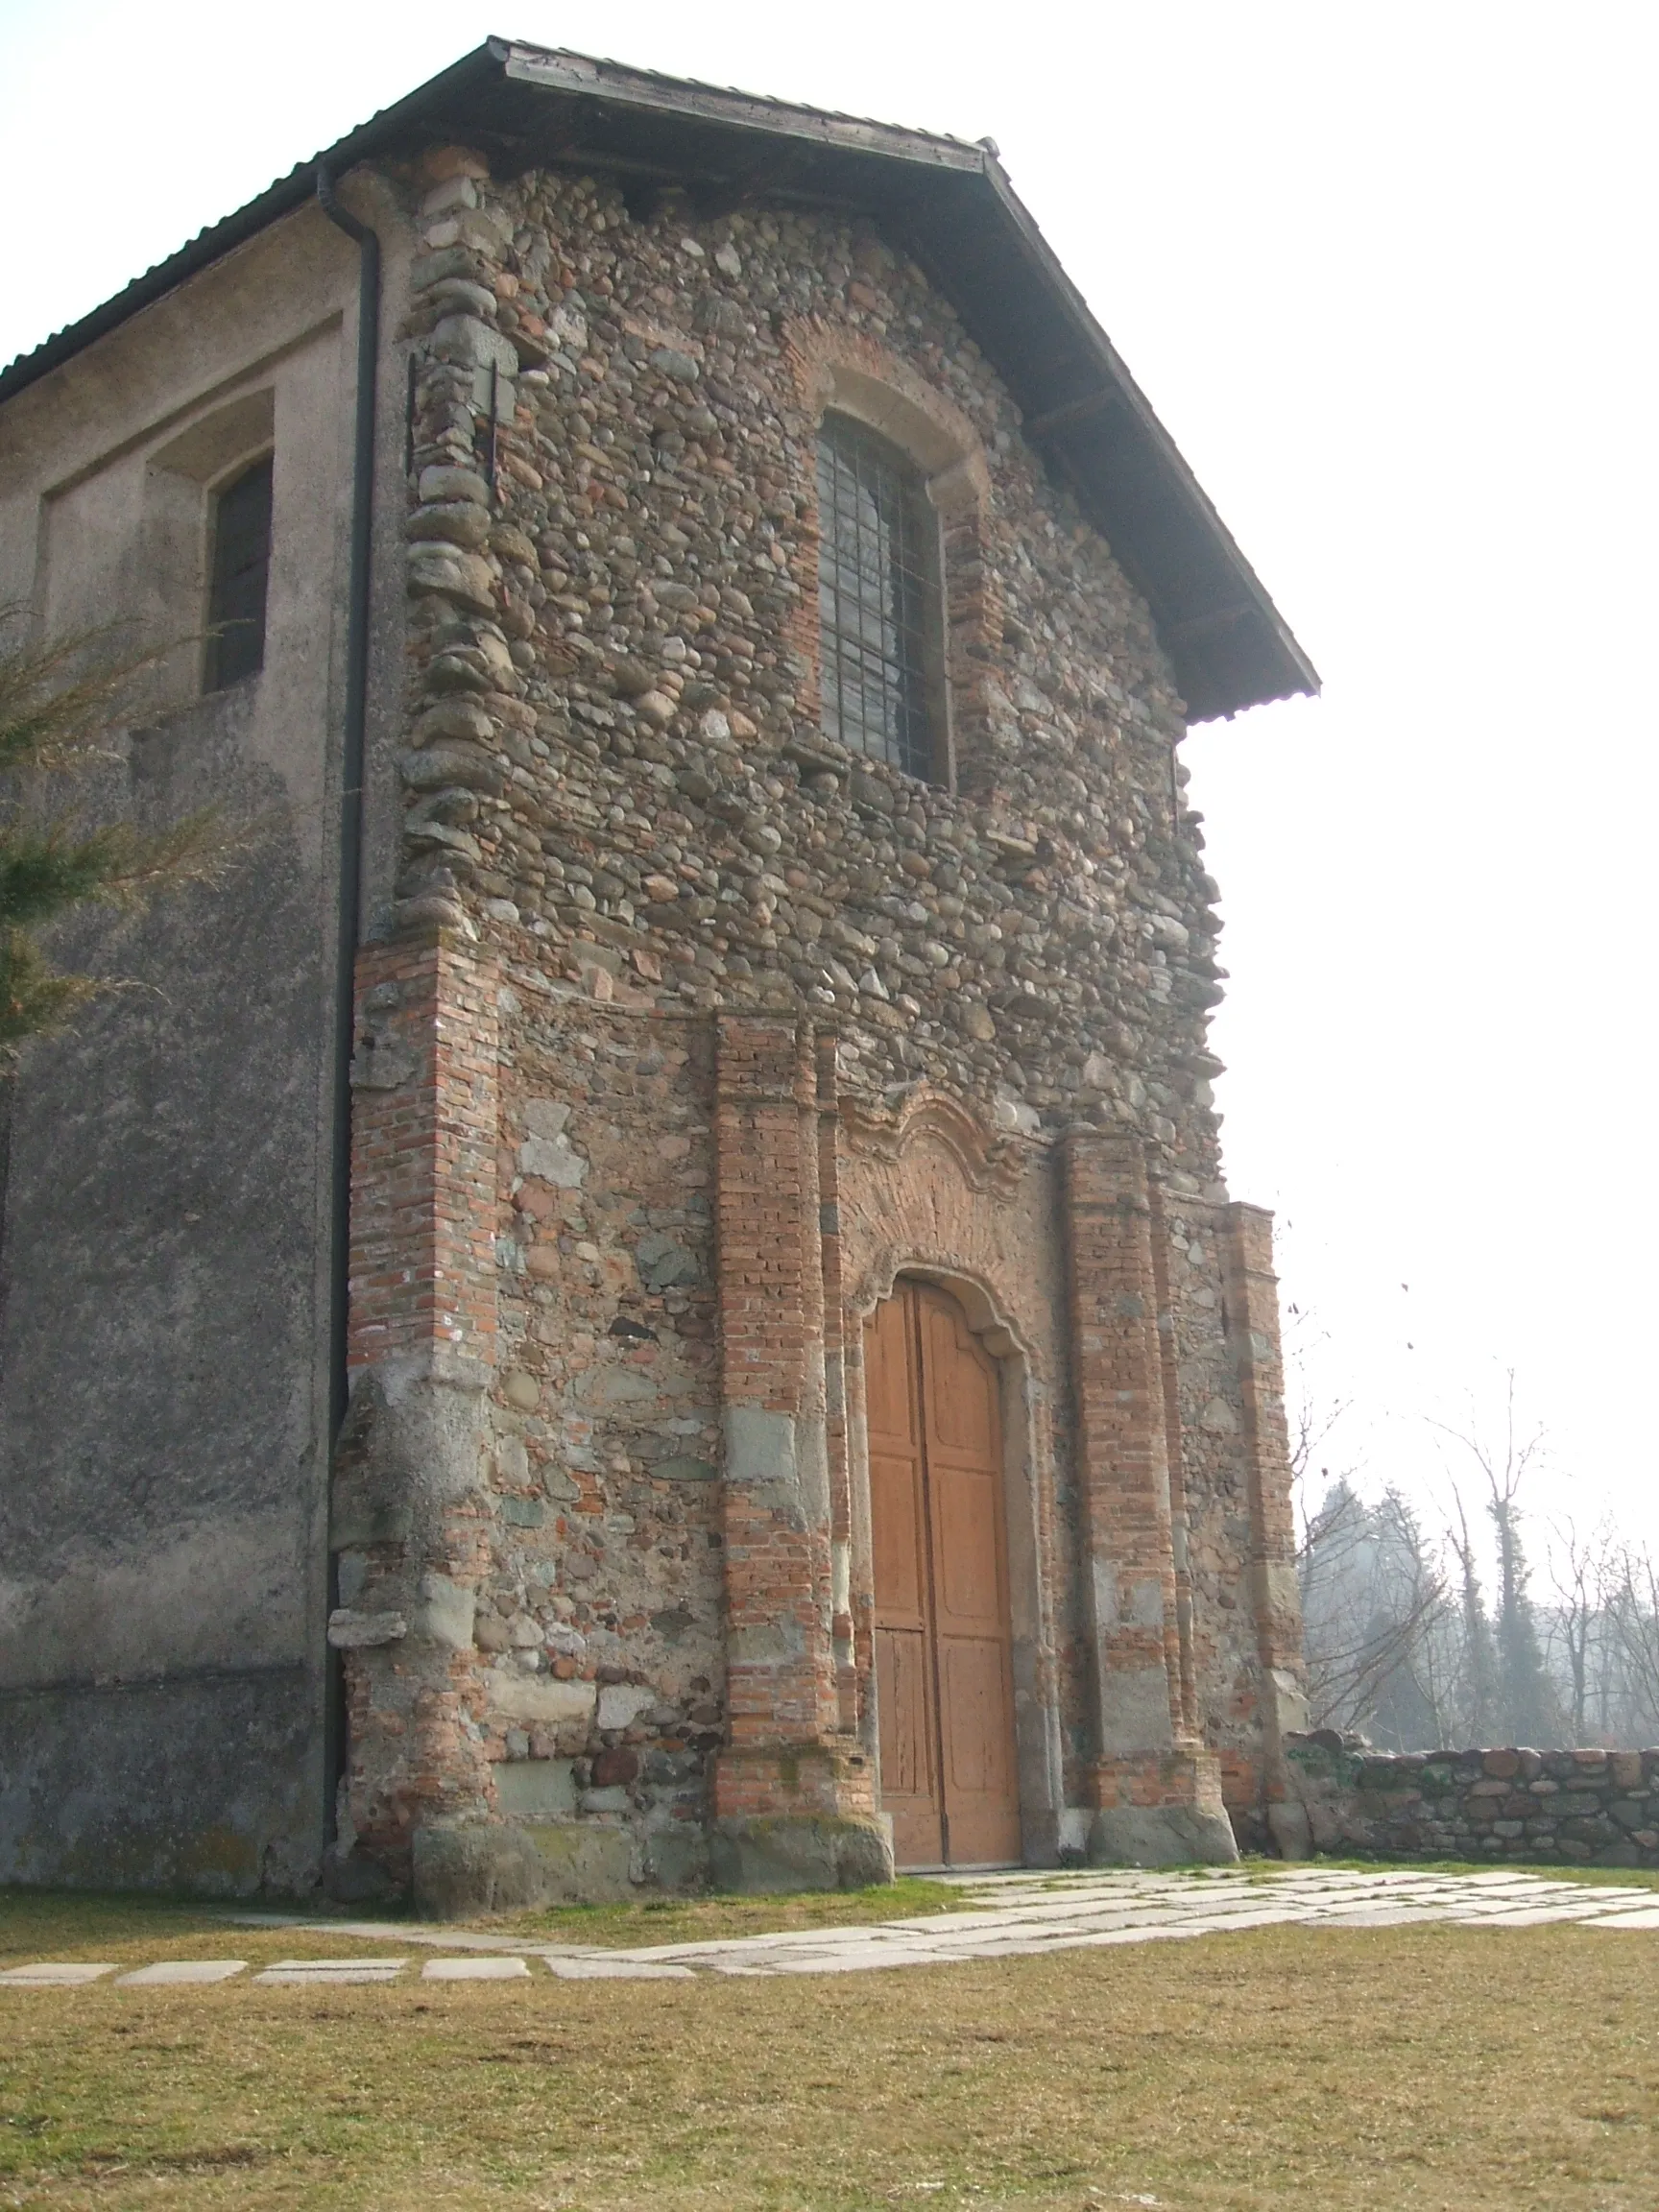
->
[816, 413, 941, 780]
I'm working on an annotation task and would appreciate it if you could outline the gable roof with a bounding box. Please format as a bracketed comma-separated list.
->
[0, 37, 1317, 722]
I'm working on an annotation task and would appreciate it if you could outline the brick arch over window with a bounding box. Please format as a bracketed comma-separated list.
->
[783, 321, 1000, 792]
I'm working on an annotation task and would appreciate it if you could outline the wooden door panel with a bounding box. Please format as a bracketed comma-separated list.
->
[932, 1467, 1002, 1624]
[918, 1284, 1021, 1866]
[868, 1280, 1021, 1870]
[939, 1639, 1015, 1792]
[876, 1628, 933, 1796]
[870, 1450, 927, 1626]
[940, 1632, 1021, 1863]
[875, 1626, 942, 1865]
[919, 1293, 999, 1462]
[868, 1287, 944, 1866]
[864, 1290, 919, 1446]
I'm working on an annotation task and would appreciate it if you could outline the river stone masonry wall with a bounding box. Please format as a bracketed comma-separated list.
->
[326, 139, 1307, 1910]
[1285, 1735, 1659, 1869]
[391, 148, 1224, 1142]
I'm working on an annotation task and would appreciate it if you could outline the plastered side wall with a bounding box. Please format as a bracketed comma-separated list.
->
[0, 202, 373, 1892]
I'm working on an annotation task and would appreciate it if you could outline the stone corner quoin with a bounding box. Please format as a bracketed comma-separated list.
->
[0, 56, 1314, 1918]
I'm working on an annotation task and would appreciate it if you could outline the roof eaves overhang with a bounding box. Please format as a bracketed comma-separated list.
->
[0, 36, 1317, 722]
[0, 42, 509, 412]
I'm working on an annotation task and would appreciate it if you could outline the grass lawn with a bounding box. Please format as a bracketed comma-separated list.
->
[0, 1880, 1655, 2209]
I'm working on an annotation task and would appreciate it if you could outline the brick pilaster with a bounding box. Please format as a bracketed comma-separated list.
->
[711, 1016, 872, 1823]
[815, 1032, 860, 1736]
[1219, 1202, 1310, 1829]
[1063, 1134, 1225, 1835]
[1145, 1179, 1199, 1738]
[346, 930, 499, 1373]
[329, 926, 501, 1887]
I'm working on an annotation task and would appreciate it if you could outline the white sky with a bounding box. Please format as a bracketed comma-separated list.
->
[4, 0, 1654, 1562]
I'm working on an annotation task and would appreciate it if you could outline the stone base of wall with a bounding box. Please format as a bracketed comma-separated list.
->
[403, 1807, 895, 1916]
[710, 1815, 893, 1895]
[1284, 1733, 1659, 1869]
[1086, 1747, 1238, 1867]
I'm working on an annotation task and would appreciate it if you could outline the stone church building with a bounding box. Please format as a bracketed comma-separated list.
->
[0, 41, 1315, 1911]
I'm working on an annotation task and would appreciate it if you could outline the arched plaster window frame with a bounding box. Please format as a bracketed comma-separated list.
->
[147, 387, 276, 702]
[789, 326, 998, 794]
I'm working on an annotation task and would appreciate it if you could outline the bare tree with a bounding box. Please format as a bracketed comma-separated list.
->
[1297, 1479, 1449, 1743]
[1544, 1516, 1614, 1743]
[1443, 1486, 1497, 1745]
[1284, 1337, 1658, 1755]
[1604, 1546, 1659, 1740]
[1431, 1379, 1557, 1746]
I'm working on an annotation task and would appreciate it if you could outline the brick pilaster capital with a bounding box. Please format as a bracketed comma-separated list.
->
[1060, 1127, 1154, 1214]
[715, 1013, 816, 1107]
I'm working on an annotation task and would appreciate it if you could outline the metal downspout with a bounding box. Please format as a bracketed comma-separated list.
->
[315, 163, 380, 1843]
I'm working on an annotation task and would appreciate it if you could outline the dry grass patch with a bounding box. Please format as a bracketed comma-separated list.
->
[0, 1879, 970, 1968]
[485, 1875, 967, 1949]
[0, 1907, 1655, 2210]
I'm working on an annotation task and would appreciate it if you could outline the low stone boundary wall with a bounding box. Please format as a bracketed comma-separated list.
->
[1282, 1734, 1659, 1869]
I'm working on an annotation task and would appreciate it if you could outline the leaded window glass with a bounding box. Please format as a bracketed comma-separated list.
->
[205, 454, 273, 692]
[816, 414, 940, 779]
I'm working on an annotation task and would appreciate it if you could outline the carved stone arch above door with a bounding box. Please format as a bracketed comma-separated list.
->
[834, 1080, 1053, 1379]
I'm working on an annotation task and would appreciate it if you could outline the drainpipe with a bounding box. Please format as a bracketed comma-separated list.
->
[315, 162, 381, 1837]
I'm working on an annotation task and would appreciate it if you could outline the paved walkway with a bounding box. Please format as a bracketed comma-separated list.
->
[5, 1867, 1657, 1987]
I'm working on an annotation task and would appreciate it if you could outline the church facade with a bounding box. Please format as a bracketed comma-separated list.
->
[0, 43, 1315, 1912]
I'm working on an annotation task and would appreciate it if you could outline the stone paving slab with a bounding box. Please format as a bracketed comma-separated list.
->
[1450, 1902, 1642, 1927]
[7, 1870, 1658, 1991]
[544, 1956, 697, 1980]
[116, 1960, 248, 1985]
[0, 1962, 117, 1985]
[422, 1957, 531, 1981]
[254, 1959, 408, 1985]
[225, 1916, 551, 1955]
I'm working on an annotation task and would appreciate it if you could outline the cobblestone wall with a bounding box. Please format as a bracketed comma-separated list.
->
[326, 134, 1307, 1906]
[394, 145, 1226, 1177]
[1284, 1734, 1659, 1869]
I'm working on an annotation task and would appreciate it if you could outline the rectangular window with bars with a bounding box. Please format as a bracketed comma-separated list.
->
[816, 414, 942, 781]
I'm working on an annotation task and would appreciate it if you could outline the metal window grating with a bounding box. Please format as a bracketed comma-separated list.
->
[816, 415, 938, 779]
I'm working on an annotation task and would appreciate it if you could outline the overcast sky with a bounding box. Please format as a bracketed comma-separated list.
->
[4, 0, 1654, 1568]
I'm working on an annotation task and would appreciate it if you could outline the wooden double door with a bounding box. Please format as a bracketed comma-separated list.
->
[865, 1280, 1022, 1868]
